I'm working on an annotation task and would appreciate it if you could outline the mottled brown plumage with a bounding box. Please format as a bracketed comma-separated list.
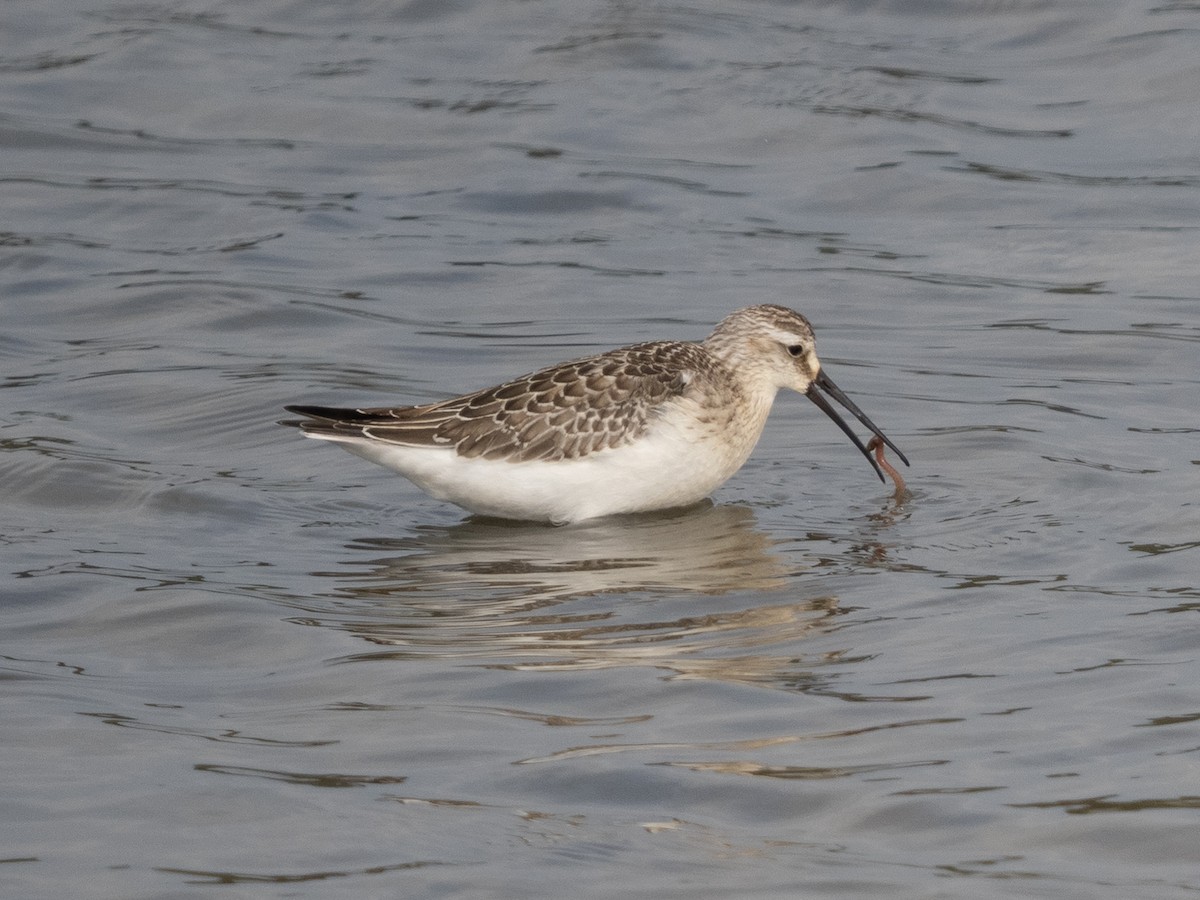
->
[287, 341, 720, 462]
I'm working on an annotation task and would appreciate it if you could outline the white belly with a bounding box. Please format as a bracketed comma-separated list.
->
[320, 421, 760, 524]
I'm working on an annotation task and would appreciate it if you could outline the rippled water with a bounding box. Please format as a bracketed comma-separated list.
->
[4, 1, 1199, 898]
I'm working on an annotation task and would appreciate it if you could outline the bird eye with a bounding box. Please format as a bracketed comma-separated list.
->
[787, 344, 806, 358]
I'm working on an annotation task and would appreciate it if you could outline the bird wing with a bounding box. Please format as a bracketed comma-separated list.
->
[285, 341, 710, 463]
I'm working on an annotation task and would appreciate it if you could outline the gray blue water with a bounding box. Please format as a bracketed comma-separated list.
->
[3, 2, 1199, 898]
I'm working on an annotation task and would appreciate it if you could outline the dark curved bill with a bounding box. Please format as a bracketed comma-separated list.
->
[806, 370, 909, 483]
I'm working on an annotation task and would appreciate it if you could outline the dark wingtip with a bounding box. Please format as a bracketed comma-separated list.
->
[282, 404, 372, 422]
[284, 404, 335, 418]
[280, 405, 352, 430]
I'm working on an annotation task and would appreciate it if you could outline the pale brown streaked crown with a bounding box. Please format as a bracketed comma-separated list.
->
[704, 305, 816, 359]
[702, 304, 820, 389]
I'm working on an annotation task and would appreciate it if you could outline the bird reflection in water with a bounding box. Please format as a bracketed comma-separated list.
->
[294, 503, 861, 689]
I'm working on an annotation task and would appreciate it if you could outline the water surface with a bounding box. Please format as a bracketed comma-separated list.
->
[3, 1, 1199, 898]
